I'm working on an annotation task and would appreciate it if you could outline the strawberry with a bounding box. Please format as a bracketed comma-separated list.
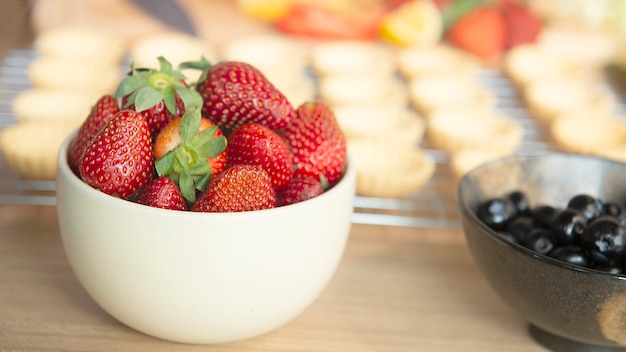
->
[135, 176, 187, 211]
[446, 5, 505, 63]
[276, 174, 324, 206]
[68, 94, 119, 174]
[500, 0, 542, 49]
[115, 56, 203, 136]
[154, 113, 228, 178]
[79, 110, 154, 199]
[227, 123, 293, 190]
[282, 101, 347, 186]
[154, 107, 227, 203]
[191, 164, 276, 213]
[184, 59, 294, 132]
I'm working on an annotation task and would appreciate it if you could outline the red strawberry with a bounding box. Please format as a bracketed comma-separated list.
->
[191, 164, 276, 213]
[283, 101, 347, 186]
[446, 5, 505, 63]
[190, 59, 295, 132]
[135, 176, 187, 211]
[500, 0, 542, 49]
[227, 123, 293, 190]
[115, 56, 203, 136]
[276, 174, 324, 206]
[67, 94, 119, 174]
[153, 107, 227, 203]
[79, 110, 154, 199]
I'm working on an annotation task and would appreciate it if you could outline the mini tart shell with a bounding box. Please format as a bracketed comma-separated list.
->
[348, 141, 436, 198]
[503, 44, 586, 89]
[27, 56, 121, 95]
[332, 104, 426, 146]
[0, 123, 76, 180]
[396, 44, 479, 79]
[319, 74, 408, 107]
[426, 109, 523, 154]
[523, 79, 614, 123]
[12, 89, 95, 124]
[449, 149, 516, 179]
[310, 40, 397, 78]
[550, 117, 626, 159]
[407, 74, 495, 117]
[33, 24, 126, 63]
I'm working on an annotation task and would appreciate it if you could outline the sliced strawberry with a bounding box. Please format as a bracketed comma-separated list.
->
[227, 123, 293, 190]
[191, 164, 276, 213]
[67, 94, 119, 174]
[79, 110, 154, 199]
[446, 5, 505, 63]
[115, 56, 202, 137]
[186, 59, 295, 132]
[283, 101, 347, 186]
[154, 107, 227, 203]
[276, 174, 324, 206]
[500, 0, 542, 49]
[135, 176, 187, 211]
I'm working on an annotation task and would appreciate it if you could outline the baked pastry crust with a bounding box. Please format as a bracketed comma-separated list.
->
[348, 141, 436, 198]
[0, 123, 76, 180]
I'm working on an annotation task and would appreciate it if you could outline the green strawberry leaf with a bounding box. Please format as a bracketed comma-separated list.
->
[193, 171, 211, 193]
[180, 108, 202, 146]
[175, 86, 203, 110]
[115, 73, 149, 98]
[178, 56, 212, 71]
[157, 56, 173, 74]
[195, 135, 226, 159]
[179, 173, 196, 203]
[178, 56, 212, 85]
[135, 86, 165, 112]
[162, 88, 178, 117]
[155, 150, 175, 176]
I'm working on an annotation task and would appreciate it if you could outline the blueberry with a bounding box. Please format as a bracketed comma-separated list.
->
[549, 245, 589, 267]
[508, 191, 531, 215]
[551, 208, 587, 246]
[603, 202, 624, 217]
[532, 205, 559, 228]
[477, 197, 517, 231]
[506, 215, 535, 242]
[603, 202, 626, 226]
[567, 194, 604, 222]
[522, 228, 555, 255]
[581, 216, 626, 265]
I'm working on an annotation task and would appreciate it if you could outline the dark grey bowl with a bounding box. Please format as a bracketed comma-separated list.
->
[458, 152, 626, 352]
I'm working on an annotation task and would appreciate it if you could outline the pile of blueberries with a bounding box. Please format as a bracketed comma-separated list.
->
[476, 191, 626, 274]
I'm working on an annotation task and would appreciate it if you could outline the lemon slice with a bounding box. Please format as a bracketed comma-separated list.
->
[379, 0, 443, 47]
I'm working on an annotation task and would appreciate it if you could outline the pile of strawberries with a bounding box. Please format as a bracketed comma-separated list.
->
[67, 57, 347, 212]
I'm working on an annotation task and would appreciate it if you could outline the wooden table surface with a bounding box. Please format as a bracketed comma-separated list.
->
[0, 204, 546, 351]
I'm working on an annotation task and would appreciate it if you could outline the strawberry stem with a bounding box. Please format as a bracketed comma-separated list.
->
[115, 56, 203, 117]
[154, 108, 227, 203]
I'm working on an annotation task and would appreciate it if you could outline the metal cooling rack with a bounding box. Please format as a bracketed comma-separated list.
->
[2, 48, 622, 228]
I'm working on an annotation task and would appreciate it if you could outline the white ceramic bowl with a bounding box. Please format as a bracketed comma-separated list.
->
[55, 132, 356, 344]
